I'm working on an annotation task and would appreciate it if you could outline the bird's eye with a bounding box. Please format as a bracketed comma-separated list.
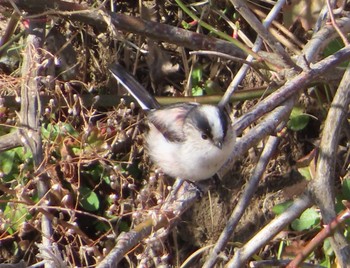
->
[201, 134, 208, 140]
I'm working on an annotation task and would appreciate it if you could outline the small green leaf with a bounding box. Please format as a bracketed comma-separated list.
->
[79, 187, 100, 212]
[95, 221, 110, 233]
[272, 200, 293, 215]
[204, 80, 222, 95]
[61, 123, 79, 137]
[288, 107, 310, 131]
[181, 20, 190, 30]
[323, 39, 348, 67]
[3, 203, 29, 234]
[191, 66, 202, 86]
[118, 221, 130, 232]
[84, 165, 104, 181]
[342, 179, 350, 199]
[41, 123, 60, 140]
[0, 150, 15, 174]
[288, 115, 310, 131]
[192, 85, 204, 96]
[319, 256, 331, 268]
[14, 147, 33, 161]
[103, 176, 111, 185]
[297, 166, 313, 180]
[322, 238, 334, 257]
[291, 208, 320, 231]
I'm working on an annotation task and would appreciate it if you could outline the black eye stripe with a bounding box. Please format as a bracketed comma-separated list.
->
[187, 108, 213, 139]
[218, 108, 229, 139]
[185, 105, 230, 141]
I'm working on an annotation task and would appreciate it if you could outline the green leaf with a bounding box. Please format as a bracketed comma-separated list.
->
[79, 187, 100, 212]
[41, 123, 60, 140]
[291, 208, 320, 231]
[272, 200, 293, 215]
[103, 176, 111, 185]
[42, 123, 79, 140]
[287, 107, 310, 131]
[323, 38, 343, 56]
[323, 39, 348, 67]
[181, 20, 191, 30]
[14, 147, 33, 161]
[204, 80, 222, 95]
[85, 165, 104, 181]
[0, 150, 15, 174]
[322, 238, 334, 257]
[342, 179, 350, 199]
[95, 221, 110, 233]
[118, 221, 130, 232]
[61, 123, 79, 137]
[192, 85, 204, 96]
[3, 203, 29, 234]
[297, 166, 313, 181]
[191, 66, 202, 86]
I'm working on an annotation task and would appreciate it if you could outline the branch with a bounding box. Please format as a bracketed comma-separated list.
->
[204, 134, 282, 268]
[287, 203, 350, 268]
[0, 0, 245, 58]
[19, 19, 54, 268]
[0, 132, 21, 152]
[229, 0, 298, 70]
[96, 180, 198, 267]
[226, 194, 312, 267]
[219, 0, 288, 107]
[234, 44, 350, 135]
[308, 60, 350, 266]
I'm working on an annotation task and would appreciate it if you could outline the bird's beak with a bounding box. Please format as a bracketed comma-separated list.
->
[214, 139, 223, 149]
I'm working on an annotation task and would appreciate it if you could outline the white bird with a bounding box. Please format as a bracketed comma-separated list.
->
[109, 64, 236, 182]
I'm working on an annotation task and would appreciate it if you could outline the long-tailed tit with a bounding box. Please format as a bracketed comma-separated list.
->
[109, 64, 236, 182]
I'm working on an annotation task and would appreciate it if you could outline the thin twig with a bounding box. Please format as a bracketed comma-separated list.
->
[189, 50, 255, 66]
[219, 0, 288, 110]
[96, 180, 199, 267]
[233, 44, 350, 135]
[326, 0, 349, 45]
[204, 134, 282, 267]
[226, 194, 312, 267]
[287, 203, 350, 268]
[229, 0, 299, 70]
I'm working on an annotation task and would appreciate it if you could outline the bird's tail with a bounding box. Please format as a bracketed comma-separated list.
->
[109, 63, 161, 110]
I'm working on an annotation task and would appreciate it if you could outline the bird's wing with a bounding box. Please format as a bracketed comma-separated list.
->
[148, 103, 198, 142]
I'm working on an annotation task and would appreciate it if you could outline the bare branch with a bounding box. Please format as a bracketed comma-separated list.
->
[287, 203, 350, 268]
[96, 180, 198, 267]
[0, 132, 21, 152]
[204, 134, 282, 268]
[19, 19, 54, 268]
[229, 0, 298, 70]
[0, 0, 245, 58]
[227, 194, 312, 267]
[234, 44, 350, 135]
[308, 61, 350, 266]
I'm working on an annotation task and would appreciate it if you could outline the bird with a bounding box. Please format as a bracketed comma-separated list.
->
[109, 63, 236, 182]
